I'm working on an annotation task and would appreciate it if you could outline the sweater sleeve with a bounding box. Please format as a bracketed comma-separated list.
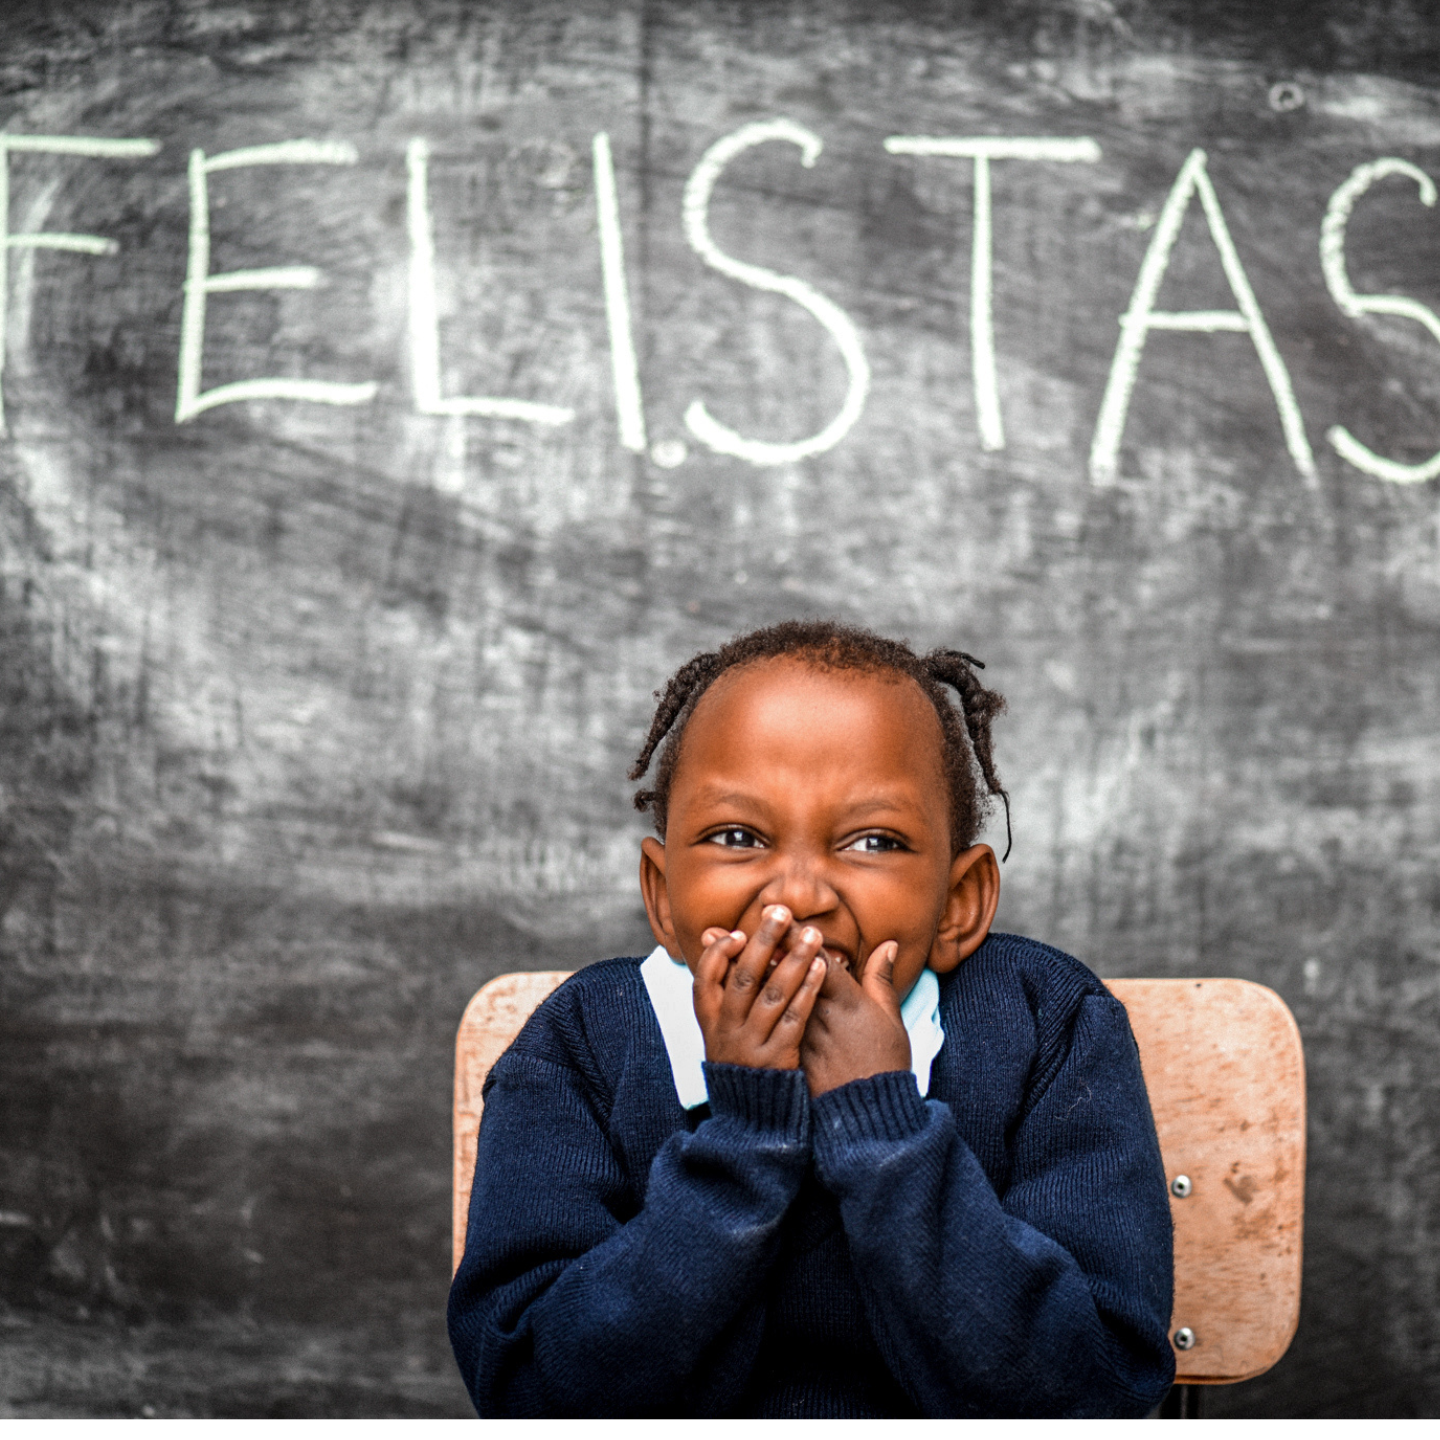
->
[448, 1050, 810, 1417]
[810, 992, 1176, 1418]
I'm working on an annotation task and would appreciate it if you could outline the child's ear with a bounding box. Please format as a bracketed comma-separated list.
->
[929, 843, 1001, 975]
[639, 836, 681, 957]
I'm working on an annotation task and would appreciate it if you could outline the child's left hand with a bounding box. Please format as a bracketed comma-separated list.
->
[799, 941, 911, 1097]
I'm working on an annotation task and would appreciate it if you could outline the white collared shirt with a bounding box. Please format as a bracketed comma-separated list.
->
[639, 944, 946, 1110]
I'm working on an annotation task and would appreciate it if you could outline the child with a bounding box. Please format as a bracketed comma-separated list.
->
[448, 620, 1175, 1417]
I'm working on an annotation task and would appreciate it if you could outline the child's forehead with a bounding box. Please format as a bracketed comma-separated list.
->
[666, 654, 956, 835]
[689, 655, 944, 758]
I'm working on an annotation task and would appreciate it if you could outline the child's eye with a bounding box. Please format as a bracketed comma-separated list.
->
[843, 833, 906, 854]
[707, 827, 763, 849]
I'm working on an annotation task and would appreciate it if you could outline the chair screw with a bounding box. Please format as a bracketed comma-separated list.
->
[1174, 1326, 1196, 1350]
[1171, 1174, 1192, 1198]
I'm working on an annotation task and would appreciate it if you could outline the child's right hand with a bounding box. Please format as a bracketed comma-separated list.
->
[693, 905, 828, 1071]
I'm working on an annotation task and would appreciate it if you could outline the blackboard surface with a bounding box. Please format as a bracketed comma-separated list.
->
[1, 0, 1438, 1417]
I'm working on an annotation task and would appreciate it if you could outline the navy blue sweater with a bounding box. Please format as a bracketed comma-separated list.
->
[448, 932, 1175, 1417]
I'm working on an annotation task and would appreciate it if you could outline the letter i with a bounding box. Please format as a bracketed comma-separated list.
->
[592, 132, 648, 454]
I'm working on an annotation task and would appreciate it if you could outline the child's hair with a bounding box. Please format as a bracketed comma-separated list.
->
[629, 619, 1011, 859]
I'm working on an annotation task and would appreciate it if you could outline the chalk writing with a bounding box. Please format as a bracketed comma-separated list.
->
[0, 134, 160, 432]
[406, 138, 573, 428]
[592, 132, 647, 454]
[4, 125, 1433, 493]
[1321, 158, 1440, 485]
[176, 140, 379, 422]
[1089, 147, 1316, 487]
[681, 118, 870, 466]
[882, 136, 1101, 452]
[651, 438, 688, 468]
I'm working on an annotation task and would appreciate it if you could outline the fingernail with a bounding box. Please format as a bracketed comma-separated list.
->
[765, 905, 789, 926]
[801, 926, 821, 945]
[730, 930, 745, 942]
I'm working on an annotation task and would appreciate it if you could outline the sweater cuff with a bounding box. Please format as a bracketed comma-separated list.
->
[812, 1068, 928, 1155]
[702, 1062, 810, 1140]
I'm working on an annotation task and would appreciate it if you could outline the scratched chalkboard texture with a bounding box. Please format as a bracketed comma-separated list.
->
[0, 0, 1437, 1417]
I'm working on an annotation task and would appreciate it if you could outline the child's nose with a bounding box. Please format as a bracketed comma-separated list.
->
[761, 856, 838, 922]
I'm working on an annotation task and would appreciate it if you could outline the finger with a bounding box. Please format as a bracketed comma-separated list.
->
[818, 951, 861, 1000]
[698, 927, 744, 980]
[766, 920, 808, 974]
[772, 954, 827, 1040]
[861, 940, 903, 1016]
[699, 928, 739, 979]
[693, 929, 744, 1027]
[804, 974, 846, 1036]
[749, 925, 825, 1041]
[721, 905, 791, 1020]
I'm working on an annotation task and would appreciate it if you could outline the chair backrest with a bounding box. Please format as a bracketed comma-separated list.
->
[453, 971, 1304, 1387]
[1104, 978, 1305, 1385]
[453, 971, 571, 1274]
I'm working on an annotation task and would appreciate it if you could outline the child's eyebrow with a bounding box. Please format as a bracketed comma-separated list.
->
[830, 796, 923, 822]
[686, 787, 771, 811]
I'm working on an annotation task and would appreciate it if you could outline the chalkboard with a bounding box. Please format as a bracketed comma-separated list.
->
[1, 0, 1438, 1417]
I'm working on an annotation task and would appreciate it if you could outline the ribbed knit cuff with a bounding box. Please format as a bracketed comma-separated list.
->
[702, 1062, 810, 1140]
[812, 1068, 928, 1156]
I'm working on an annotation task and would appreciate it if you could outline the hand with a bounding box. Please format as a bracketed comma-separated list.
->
[692, 905, 828, 1071]
[799, 941, 911, 1097]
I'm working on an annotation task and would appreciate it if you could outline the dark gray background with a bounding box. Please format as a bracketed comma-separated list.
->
[1, 0, 1437, 1417]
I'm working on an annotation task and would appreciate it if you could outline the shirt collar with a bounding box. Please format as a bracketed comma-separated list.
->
[640, 944, 946, 1110]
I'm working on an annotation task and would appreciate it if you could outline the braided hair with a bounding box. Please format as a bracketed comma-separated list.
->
[629, 619, 1011, 859]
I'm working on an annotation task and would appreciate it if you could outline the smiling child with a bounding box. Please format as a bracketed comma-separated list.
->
[448, 620, 1175, 1417]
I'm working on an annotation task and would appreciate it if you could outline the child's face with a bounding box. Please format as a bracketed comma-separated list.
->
[639, 656, 997, 997]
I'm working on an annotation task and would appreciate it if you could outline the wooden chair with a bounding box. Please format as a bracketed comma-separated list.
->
[454, 971, 1305, 1408]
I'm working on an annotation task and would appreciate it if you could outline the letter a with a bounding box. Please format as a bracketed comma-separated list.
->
[1089, 148, 1315, 487]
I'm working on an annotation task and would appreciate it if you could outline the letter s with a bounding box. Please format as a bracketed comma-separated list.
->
[1321, 158, 1440, 483]
[682, 119, 870, 466]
